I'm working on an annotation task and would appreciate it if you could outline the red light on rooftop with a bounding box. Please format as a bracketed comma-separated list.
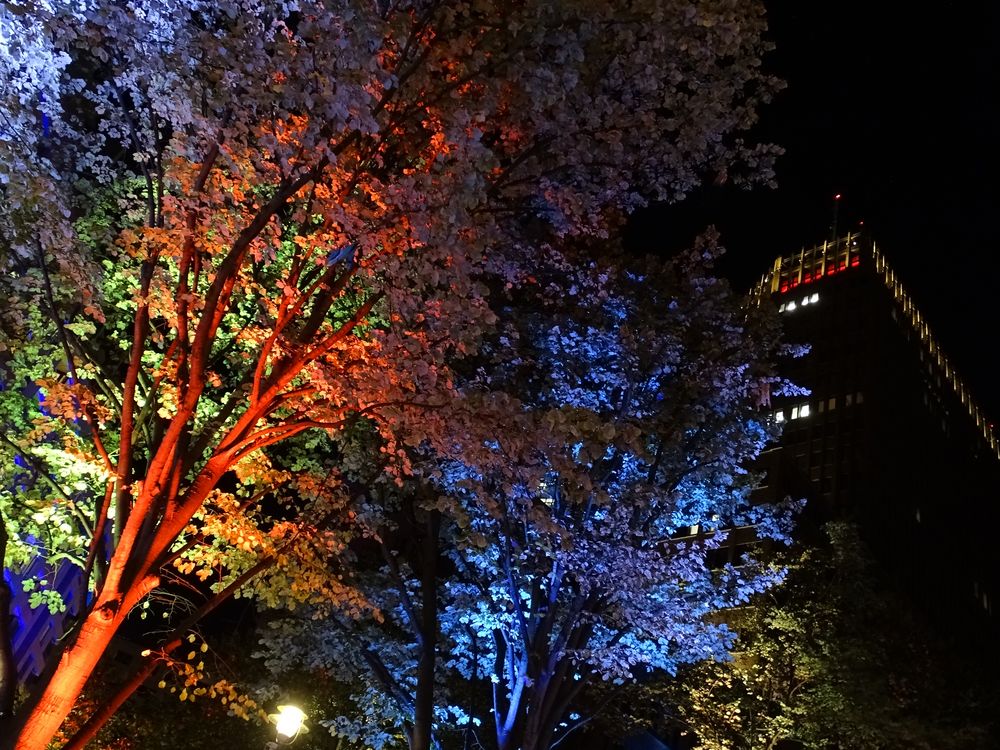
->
[851, 257, 860, 267]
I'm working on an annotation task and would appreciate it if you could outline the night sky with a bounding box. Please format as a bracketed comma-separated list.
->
[626, 1, 999, 416]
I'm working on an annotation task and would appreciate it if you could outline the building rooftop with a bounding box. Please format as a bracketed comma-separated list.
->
[753, 233, 999, 462]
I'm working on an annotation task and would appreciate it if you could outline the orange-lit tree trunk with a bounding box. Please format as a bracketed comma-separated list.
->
[15, 604, 123, 750]
[9, 147, 379, 749]
[9, 356, 360, 750]
[60, 553, 280, 750]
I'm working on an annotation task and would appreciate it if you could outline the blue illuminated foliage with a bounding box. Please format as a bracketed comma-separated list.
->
[256, 242, 800, 750]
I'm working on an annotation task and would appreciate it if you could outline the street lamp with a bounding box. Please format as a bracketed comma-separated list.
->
[266, 704, 308, 747]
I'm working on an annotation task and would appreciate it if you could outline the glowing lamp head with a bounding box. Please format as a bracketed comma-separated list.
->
[834, 193, 842, 200]
[270, 704, 307, 743]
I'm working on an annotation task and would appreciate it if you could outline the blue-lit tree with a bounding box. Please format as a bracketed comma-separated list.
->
[256, 239, 801, 750]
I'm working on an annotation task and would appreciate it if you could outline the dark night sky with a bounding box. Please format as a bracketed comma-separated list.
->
[626, 1, 1000, 416]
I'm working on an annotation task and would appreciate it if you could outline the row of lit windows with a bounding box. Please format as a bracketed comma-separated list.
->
[773, 392, 864, 423]
[679, 514, 721, 538]
[774, 402, 808, 422]
[873, 247, 1000, 460]
[778, 293, 819, 313]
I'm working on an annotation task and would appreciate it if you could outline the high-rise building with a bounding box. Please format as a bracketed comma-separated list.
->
[750, 233, 999, 634]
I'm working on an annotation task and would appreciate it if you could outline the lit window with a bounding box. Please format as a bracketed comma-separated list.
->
[539, 479, 555, 506]
[779, 303, 786, 312]
[775, 411, 785, 423]
[801, 296, 810, 306]
[788, 403, 811, 420]
[915, 508, 921, 523]
[786, 300, 797, 311]
[828, 397, 836, 410]
[810, 293, 819, 303]
[846, 394, 854, 407]
[856, 391, 864, 404]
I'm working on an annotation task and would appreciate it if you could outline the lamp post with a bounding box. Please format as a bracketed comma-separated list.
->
[265, 704, 308, 748]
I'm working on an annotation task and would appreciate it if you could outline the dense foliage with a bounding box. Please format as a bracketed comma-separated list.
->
[607, 524, 999, 750]
[0, 1, 782, 748]
[256, 242, 801, 750]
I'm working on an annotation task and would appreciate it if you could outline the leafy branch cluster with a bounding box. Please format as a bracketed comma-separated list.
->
[0, 1, 793, 749]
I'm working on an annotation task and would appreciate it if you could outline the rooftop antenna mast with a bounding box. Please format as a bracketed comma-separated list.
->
[830, 192, 842, 241]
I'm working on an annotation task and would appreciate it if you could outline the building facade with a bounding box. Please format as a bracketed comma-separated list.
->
[751, 233, 999, 633]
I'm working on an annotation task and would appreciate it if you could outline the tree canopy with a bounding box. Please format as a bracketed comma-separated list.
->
[255, 241, 801, 750]
[608, 523, 999, 750]
[0, 1, 782, 748]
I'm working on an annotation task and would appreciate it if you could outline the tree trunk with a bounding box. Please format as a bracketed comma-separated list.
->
[496, 675, 530, 750]
[59, 635, 162, 750]
[12, 603, 120, 750]
[410, 511, 440, 750]
[504, 688, 549, 750]
[61, 553, 276, 750]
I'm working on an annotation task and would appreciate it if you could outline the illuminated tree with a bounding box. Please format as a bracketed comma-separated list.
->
[0, 0, 779, 747]
[256, 241, 802, 750]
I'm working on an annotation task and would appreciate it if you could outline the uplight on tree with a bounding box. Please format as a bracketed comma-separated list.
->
[269, 704, 307, 745]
